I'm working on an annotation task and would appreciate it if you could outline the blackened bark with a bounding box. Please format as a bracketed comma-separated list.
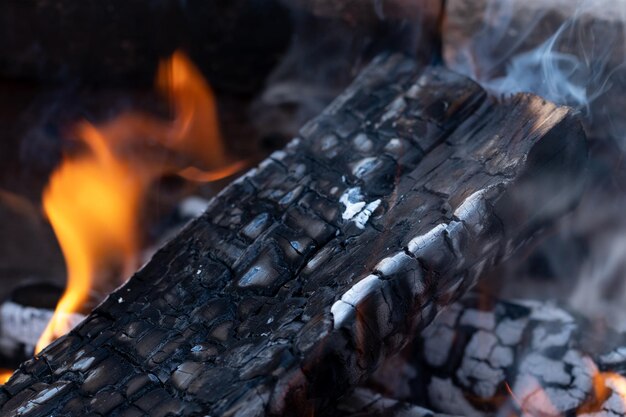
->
[372, 295, 626, 417]
[0, 54, 587, 417]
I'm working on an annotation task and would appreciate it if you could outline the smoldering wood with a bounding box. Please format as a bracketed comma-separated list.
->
[371, 294, 626, 417]
[443, 0, 626, 143]
[0, 54, 587, 416]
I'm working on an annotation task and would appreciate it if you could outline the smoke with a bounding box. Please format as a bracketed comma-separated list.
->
[444, 0, 626, 333]
[445, 0, 626, 147]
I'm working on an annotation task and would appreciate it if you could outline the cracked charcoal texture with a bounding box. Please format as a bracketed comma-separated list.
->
[372, 295, 626, 417]
[0, 54, 587, 417]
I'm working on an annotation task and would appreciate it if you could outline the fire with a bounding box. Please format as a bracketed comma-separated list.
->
[36, 124, 143, 352]
[0, 370, 13, 385]
[35, 51, 240, 353]
[506, 371, 626, 416]
[583, 372, 626, 414]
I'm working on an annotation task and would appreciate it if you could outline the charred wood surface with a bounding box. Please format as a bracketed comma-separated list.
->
[0, 54, 587, 417]
[372, 295, 626, 417]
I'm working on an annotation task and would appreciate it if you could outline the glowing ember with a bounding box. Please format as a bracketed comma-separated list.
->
[35, 51, 240, 353]
[0, 370, 13, 385]
[583, 372, 626, 414]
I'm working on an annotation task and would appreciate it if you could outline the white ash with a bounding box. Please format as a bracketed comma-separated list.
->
[374, 252, 414, 276]
[178, 196, 210, 219]
[340, 275, 383, 307]
[531, 322, 576, 350]
[330, 300, 354, 329]
[352, 200, 381, 229]
[427, 377, 484, 417]
[456, 330, 505, 398]
[339, 187, 381, 229]
[407, 224, 446, 255]
[332, 275, 383, 329]
[422, 323, 456, 367]
[459, 309, 495, 331]
[340, 187, 366, 220]
[600, 347, 626, 365]
[495, 317, 527, 345]
[517, 299, 575, 323]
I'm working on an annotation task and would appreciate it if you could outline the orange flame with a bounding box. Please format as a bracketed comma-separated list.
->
[0, 370, 13, 384]
[35, 51, 241, 353]
[584, 372, 626, 413]
[36, 124, 143, 352]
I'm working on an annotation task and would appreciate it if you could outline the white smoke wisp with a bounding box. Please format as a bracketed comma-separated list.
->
[444, 0, 626, 336]
[486, 24, 602, 111]
[446, 0, 626, 147]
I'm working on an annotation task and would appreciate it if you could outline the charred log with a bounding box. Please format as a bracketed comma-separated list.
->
[372, 295, 626, 417]
[0, 54, 586, 416]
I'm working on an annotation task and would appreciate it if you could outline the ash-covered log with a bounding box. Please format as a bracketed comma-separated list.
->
[372, 295, 626, 417]
[0, 54, 586, 416]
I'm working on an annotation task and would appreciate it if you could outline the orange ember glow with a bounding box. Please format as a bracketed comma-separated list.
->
[506, 371, 626, 416]
[0, 370, 13, 385]
[36, 51, 238, 353]
[586, 372, 626, 413]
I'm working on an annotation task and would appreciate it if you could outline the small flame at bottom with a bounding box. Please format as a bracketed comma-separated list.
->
[36, 124, 143, 353]
[506, 371, 626, 416]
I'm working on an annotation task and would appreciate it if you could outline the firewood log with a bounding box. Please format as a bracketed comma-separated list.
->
[372, 294, 626, 417]
[0, 53, 587, 417]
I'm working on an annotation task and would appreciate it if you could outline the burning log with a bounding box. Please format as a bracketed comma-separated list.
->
[372, 294, 626, 417]
[0, 54, 586, 416]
